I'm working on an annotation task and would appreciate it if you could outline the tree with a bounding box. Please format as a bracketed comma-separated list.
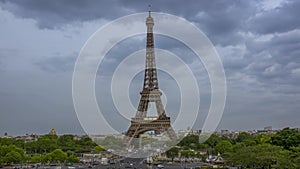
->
[48, 149, 68, 163]
[166, 147, 179, 162]
[58, 135, 76, 151]
[4, 151, 22, 164]
[75, 137, 95, 152]
[271, 128, 300, 149]
[181, 150, 194, 159]
[37, 135, 58, 153]
[41, 154, 51, 164]
[224, 143, 255, 167]
[204, 134, 221, 149]
[235, 132, 253, 143]
[67, 154, 79, 163]
[40, 149, 68, 164]
[0, 145, 24, 164]
[25, 141, 38, 154]
[0, 138, 25, 151]
[225, 144, 283, 168]
[254, 144, 282, 168]
[94, 145, 105, 153]
[13, 140, 25, 149]
[196, 143, 209, 151]
[214, 140, 232, 154]
[178, 135, 199, 147]
[29, 155, 42, 163]
[100, 136, 123, 150]
[275, 150, 298, 169]
[290, 146, 300, 168]
[255, 133, 272, 144]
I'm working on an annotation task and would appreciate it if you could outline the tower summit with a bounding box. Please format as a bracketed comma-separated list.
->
[124, 9, 177, 146]
[146, 5, 154, 33]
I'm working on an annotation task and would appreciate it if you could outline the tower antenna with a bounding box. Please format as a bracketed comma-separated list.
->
[148, 4, 151, 17]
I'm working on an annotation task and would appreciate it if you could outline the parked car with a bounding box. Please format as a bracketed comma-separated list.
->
[157, 164, 164, 168]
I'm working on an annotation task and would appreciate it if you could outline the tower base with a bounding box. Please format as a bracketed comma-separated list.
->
[124, 115, 177, 146]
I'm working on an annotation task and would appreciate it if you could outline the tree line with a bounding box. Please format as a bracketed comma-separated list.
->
[166, 128, 300, 169]
[1, 128, 299, 168]
[0, 134, 97, 165]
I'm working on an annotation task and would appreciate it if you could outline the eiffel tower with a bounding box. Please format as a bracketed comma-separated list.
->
[124, 9, 177, 146]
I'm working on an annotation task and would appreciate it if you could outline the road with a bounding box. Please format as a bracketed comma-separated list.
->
[91, 157, 203, 169]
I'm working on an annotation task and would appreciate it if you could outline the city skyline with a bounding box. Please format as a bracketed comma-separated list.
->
[0, 0, 300, 135]
[2, 125, 295, 137]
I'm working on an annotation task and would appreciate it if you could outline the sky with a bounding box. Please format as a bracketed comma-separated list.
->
[0, 0, 300, 136]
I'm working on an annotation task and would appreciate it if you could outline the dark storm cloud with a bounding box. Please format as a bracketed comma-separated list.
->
[1, 0, 253, 22]
[5, 0, 297, 91]
[269, 31, 300, 64]
[0, 0, 281, 46]
[0, 0, 257, 46]
[243, 30, 300, 87]
[0, 0, 131, 29]
[248, 0, 300, 34]
[1, 0, 299, 45]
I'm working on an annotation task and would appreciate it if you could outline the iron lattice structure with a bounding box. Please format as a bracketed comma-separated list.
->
[124, 11, 177, 146]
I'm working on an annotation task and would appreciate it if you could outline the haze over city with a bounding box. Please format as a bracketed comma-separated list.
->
[0, 0, 300, 136]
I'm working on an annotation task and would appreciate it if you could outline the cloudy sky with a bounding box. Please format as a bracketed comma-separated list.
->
[0, 0, 299, 136]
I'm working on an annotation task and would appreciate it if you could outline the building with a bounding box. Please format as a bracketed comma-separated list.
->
[15, 134, 39, 142]
[49, 128, 57, 135]
[264, 126, 272, 131]
[178, 130, 201, 136]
